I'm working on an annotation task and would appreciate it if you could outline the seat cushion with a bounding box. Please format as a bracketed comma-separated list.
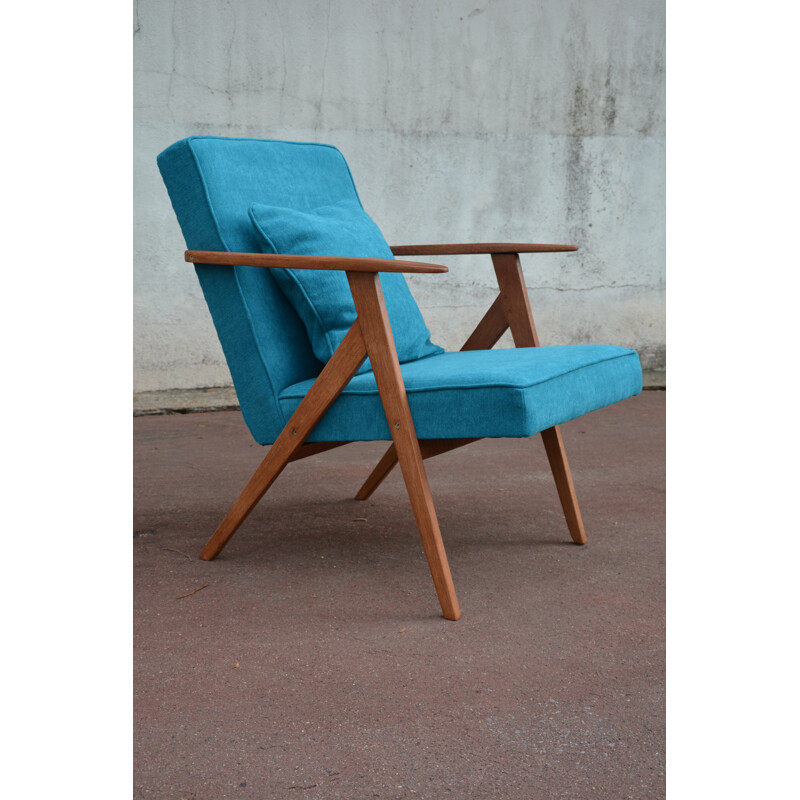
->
[249, 199, 443, 374]
[277, 344, 643, 443]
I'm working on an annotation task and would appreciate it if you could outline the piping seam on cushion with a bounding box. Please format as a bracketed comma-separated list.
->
[277, 349, 639, 399]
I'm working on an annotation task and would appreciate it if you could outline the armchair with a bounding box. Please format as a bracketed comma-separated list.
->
[157, 136, 642, 621]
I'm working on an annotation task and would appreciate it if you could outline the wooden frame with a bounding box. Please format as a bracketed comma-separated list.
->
[357, 247, 586, 547]
[184, 243, 586, 621]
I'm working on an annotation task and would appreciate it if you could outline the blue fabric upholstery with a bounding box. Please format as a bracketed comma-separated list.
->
[157, 135, 643, 447]
[249, 200, 442, 374]
[279, 345, 643, 443]
[157, 137, 365, 444]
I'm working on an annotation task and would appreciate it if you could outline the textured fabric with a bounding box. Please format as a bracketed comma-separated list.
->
[249, 200, 442, 374]
[278, 345, 643, 443]
[157, 137, 367, 444]
[157, 135, 644, 448]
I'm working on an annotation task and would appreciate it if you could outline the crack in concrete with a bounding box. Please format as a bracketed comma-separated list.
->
[166, 1, 177, 124]
[314, 1, 333, 131]
[438, 282, 657, 297]
[226, 0, 236, 125]
[528, 283, 655, 293]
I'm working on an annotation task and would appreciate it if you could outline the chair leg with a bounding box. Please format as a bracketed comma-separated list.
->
[199, 322, 368, 560]
[391, 436, 461, 620]
[492, 252, 588, 544]
[355, 438, 478, 500]
[199, 439, 295, 560]
[356, 253, 588, 549]
[349, 271, 461, 620]
[355, 444, 399, 500]
[355, 296, 509, 500]
[540, 426, 586, 545]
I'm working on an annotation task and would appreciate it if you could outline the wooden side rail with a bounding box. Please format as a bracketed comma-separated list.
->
[185, 250, 448, 274]
[195, 241, 584, 619]
[356, 248, 587, 546]
[196, 264, 461, 620]
[391, 243, 577, 256]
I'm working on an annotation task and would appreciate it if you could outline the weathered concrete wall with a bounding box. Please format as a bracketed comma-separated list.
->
[134, 0, 665, 392]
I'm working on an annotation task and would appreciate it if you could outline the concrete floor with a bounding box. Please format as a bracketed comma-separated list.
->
[134, 391, 665, 799]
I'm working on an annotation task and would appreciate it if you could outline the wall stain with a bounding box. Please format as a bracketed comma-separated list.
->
[603, 65, 617, 134]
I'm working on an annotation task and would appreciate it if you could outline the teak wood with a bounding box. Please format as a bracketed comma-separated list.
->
[355, 251, 587, 546]
[347, 272, 460, 620]
[197, 265, 461, 619]
[196, 244, 584, 619]
[491, 253, 586, 545]
[460, 295, 509, 353]
[390, 243, 578, 256]
[185, 250, 447, 274]
[199, 322, 368, 561]
[288, 441, 347, 462]
[354, 438, 477, 501]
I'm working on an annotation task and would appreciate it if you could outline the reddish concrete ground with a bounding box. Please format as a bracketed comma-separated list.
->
[134, 392, 664, 799]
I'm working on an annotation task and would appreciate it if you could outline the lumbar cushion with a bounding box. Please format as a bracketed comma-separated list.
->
[248, 199, 443, 371]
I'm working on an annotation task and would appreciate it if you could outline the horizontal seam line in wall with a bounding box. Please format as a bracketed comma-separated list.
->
[282, 126, 666, 142]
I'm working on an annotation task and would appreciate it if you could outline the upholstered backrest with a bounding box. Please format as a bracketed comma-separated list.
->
[157, 136, 365, 444]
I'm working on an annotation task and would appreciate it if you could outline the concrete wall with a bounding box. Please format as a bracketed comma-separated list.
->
[134, 0, 665, 393]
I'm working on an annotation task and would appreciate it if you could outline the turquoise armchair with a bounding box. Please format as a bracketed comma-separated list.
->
[157, 136, 642, 620]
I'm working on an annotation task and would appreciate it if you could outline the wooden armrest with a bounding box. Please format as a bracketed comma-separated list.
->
[390, 243, 577, 256]
[185, 250, 448, 274]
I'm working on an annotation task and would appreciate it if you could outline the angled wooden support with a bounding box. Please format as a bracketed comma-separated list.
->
[199, 323, 367, 561]
[460, 294, 509, 352]
[354, 444, 399, 501]
[491, 253, 586, 545]
[540, 425, 586, 545]
[357, 250, 586, 546]
[287, 441, 348, 462]
[355, 438, 477, 501]
[353, 296, 507, 500]
[348, 272, 461, 621]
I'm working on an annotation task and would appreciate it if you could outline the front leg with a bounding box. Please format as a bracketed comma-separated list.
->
[199, 322, 368, 560]
[491, 252, 586, 545]
[348, 272, 461, 621]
